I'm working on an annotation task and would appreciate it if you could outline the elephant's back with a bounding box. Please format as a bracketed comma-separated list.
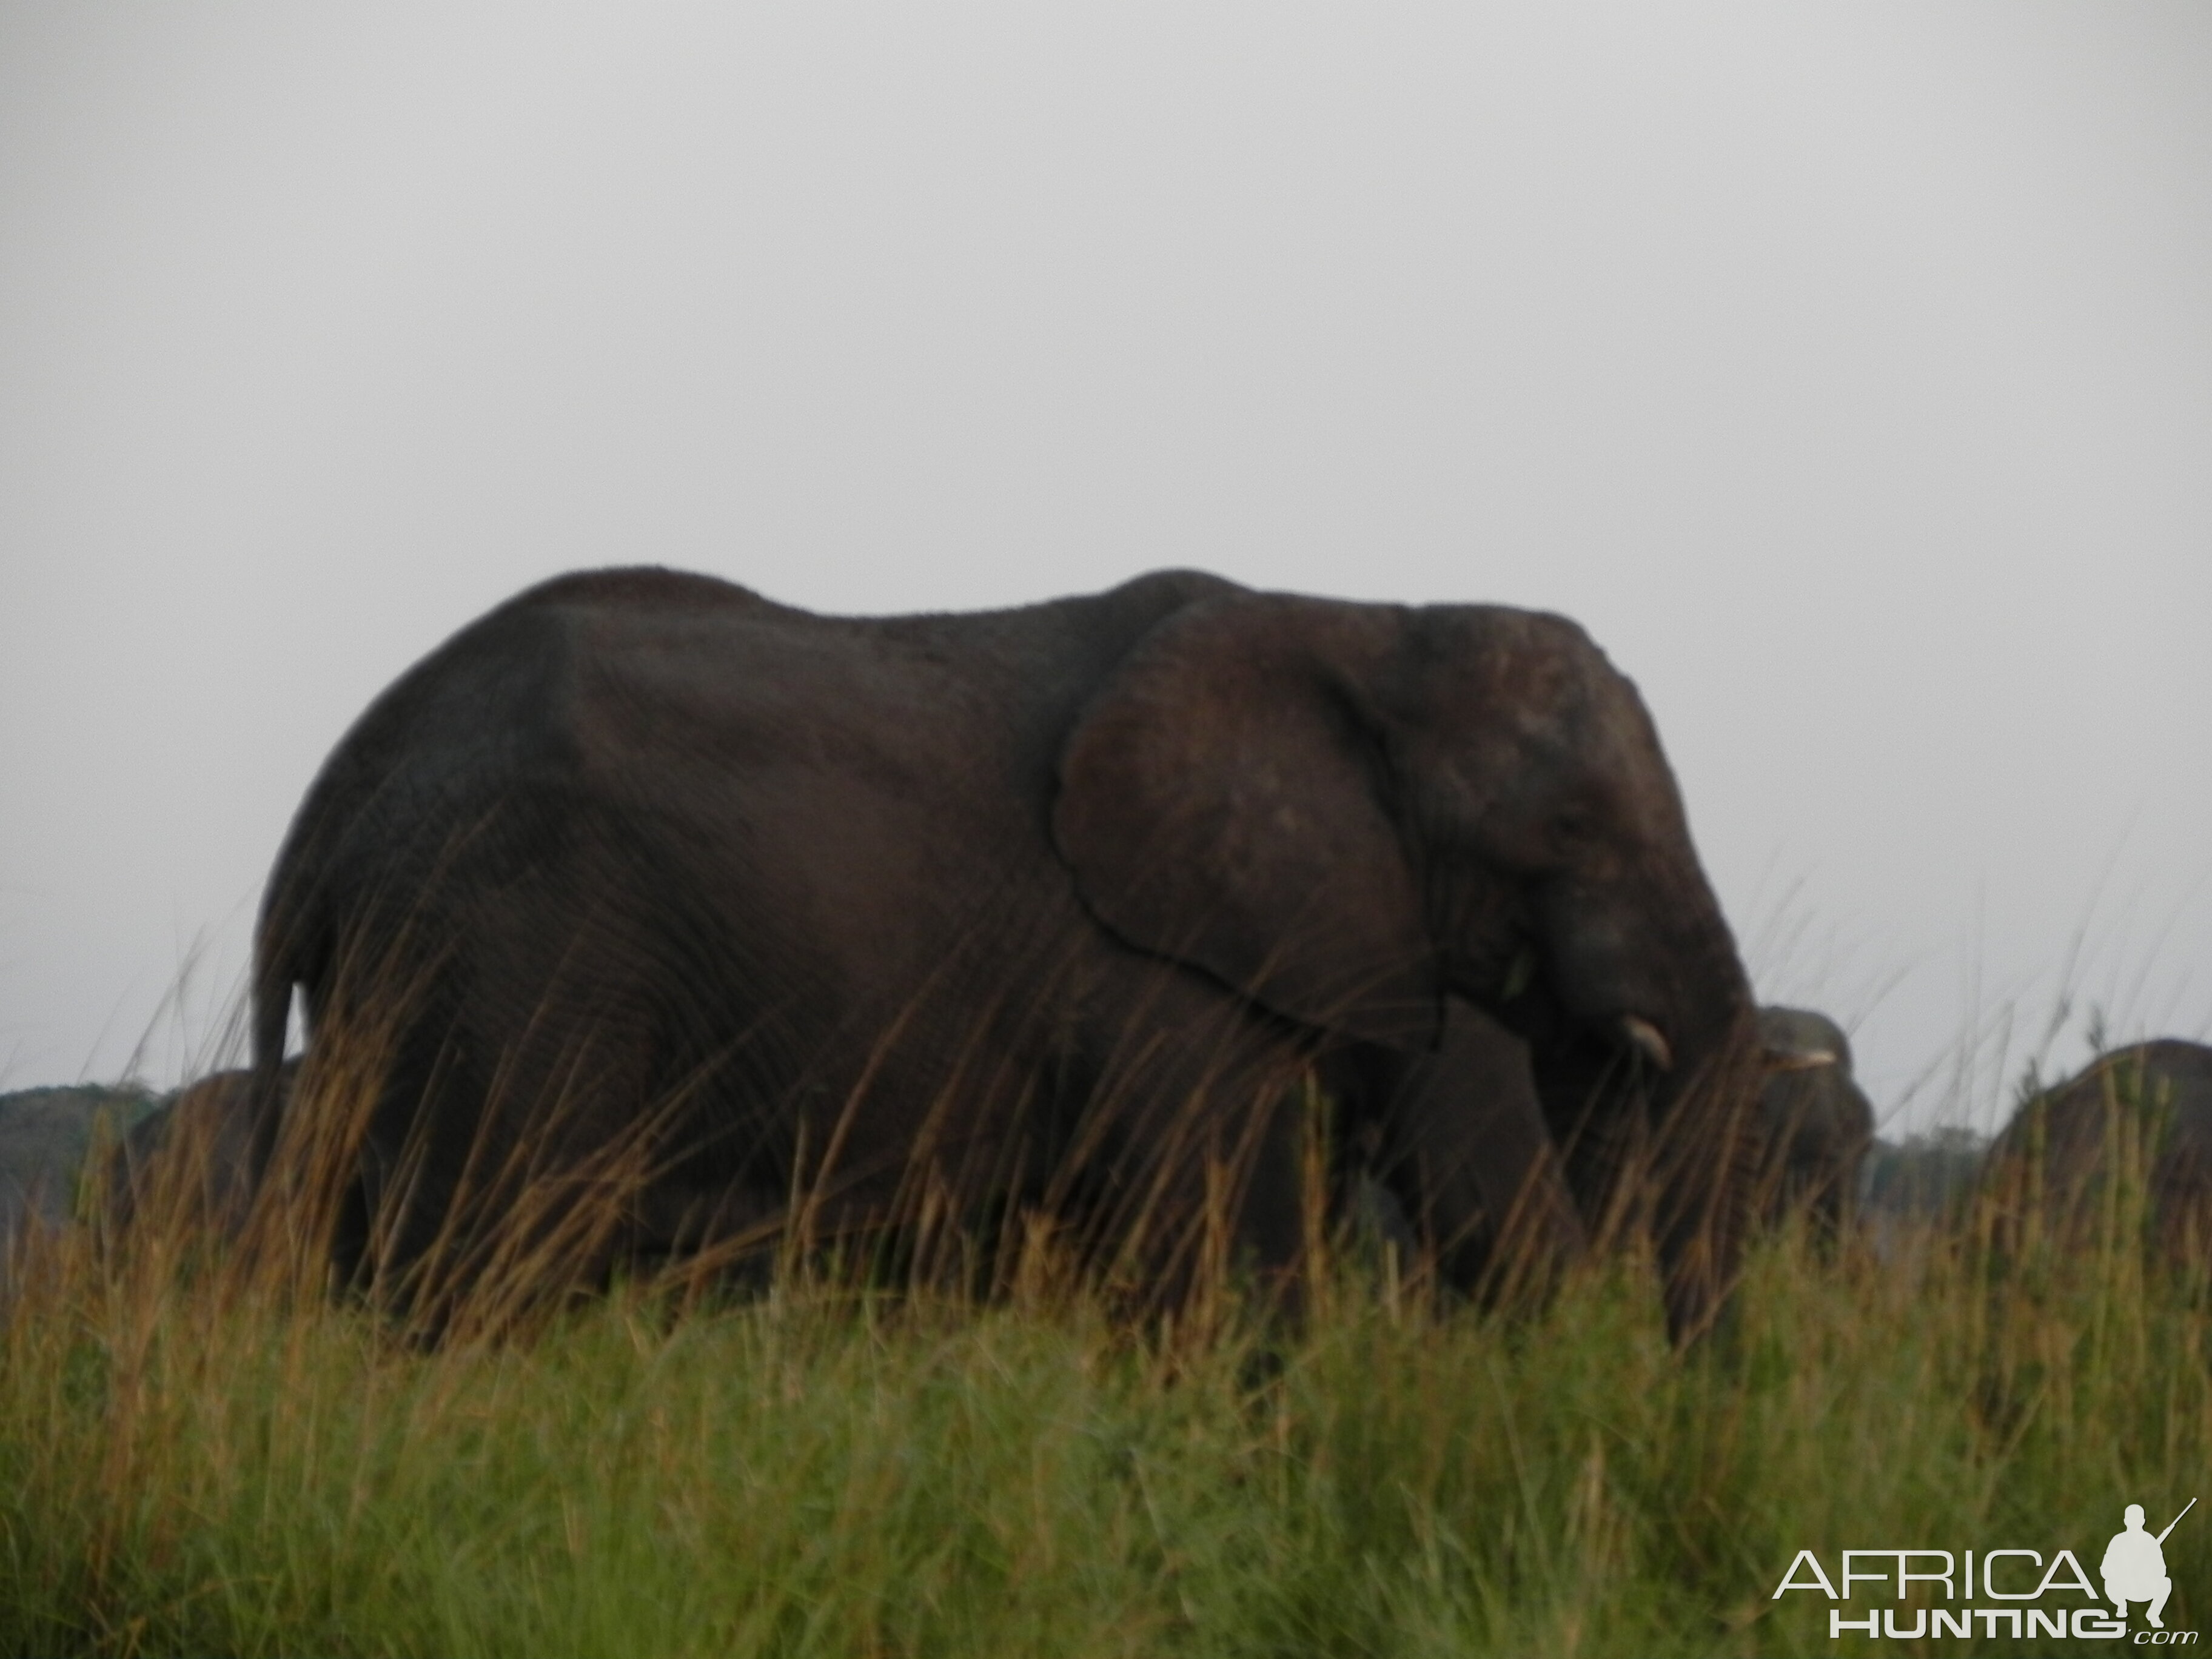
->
[541, 566, 1245, 870]
[2015, 1041, 2212, 1147]
[295, 564, 1239, 826]
[264, 586, 606, 947]
[1989, 1041, 2212, 1239]
[259, 564, 1244, 1049]
[542, 575, 1238, 992]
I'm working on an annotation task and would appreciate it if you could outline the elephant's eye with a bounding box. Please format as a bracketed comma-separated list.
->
[1547, 811, 1594, 854]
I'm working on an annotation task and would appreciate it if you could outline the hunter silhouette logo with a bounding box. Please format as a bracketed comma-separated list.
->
[2106, 1501, 2193, 1631]
[1774, 1497, 2197, 1643]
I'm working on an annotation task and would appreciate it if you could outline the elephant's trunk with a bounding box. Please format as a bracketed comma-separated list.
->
[1531, 866, 1760, 1343]
[1646, 1004, 1763, 1341]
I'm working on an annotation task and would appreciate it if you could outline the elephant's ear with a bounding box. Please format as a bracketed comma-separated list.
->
[1054, 592, 1439, 1049]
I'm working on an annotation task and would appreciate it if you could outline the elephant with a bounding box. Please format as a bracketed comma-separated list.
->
[1353, 1002, 1875, 1284]
[1984, 1041, 2212, 1259]
[244, 566, 1760, 1336]
[1752, 1007, 1875, 1239]
[0, 1084, 160, 1270]
[109, 1063, 287, 1239]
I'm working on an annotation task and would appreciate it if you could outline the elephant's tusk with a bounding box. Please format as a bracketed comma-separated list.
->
[1620, 1015, 1673, 1073]
[1765, 1048, 1839, 1073]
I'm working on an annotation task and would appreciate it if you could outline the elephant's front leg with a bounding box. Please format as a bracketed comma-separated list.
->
[1054, 978, 1321, 1316]
[1362, 999, 1588, 1304]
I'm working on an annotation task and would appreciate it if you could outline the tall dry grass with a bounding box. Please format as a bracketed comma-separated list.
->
[1, 1028, 2207, 1657]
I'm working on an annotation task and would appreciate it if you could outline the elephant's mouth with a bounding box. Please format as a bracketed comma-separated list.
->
[1474, 944, 1674, 1074]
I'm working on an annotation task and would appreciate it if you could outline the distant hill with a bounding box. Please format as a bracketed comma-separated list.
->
[0, 1082, 164, 1239]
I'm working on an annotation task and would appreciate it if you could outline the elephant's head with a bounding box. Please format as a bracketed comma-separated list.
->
[1754, 1006, 1875, 1236]
[1053, 588, 1760, 1336]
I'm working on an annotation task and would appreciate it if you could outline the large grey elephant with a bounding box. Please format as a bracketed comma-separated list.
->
[245, 567, 1759, 1335]
[1985, 1041, 2212, 1257]
[1753, 1007, 1875, 1238]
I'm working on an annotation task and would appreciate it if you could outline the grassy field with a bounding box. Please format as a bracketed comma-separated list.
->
[1, 1148, 2206, 1659]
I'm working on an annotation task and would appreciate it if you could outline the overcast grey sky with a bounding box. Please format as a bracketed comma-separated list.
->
[2, 5, 2207, 1133]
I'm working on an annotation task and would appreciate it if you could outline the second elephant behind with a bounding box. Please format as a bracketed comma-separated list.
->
[1983, 1041, 2212, 1260]
[1355, 1002, 1874, 1284]
[1752, 1007, 1876, 1237]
